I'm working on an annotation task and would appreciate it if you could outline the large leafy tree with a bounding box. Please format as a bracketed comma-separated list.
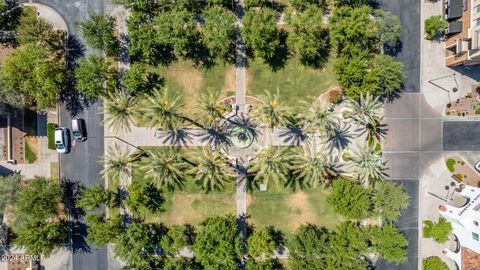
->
[373, 9, 402, 48]
[348, 143, 385, 186]
[125, 180, 163, 214]
[138, 147, 191, 191]
[249, 147, 292, 185]
[289, 0, 327, 11]
[155, 8, 197, 58]
[100, 143, 136, 185]
[255, 90, 288, 129]
[242, 8, 280, 60]
[291, 145, 338, 189]
[122, 62, 160, 95]
[203, 6, 236, 62]
[85, 214, 122, 247]
[13, 177, 66, 257]
[333, 0, 368, 7]
[190, 150, 233, 193]
[326, 178, 372, 219]
[373, 181, 410, 222]
[287, 225, 330, 269]
[163, 258, 201, 270]
[77, 184, 114, 211]
[102, 91, 138, 133]
[247, 228, 275, 262]
[370, 224, 408, 264]
[0, 173, 21, 213]
[334, 48, 370, 100]
[127, 11, 162, 64]
[160, 224, 194, 255]
[138, 88, 186, 133]
[365, 54, 404, 98]
[326, 222, 369, 270]
[329, 6, 379, 55]
[287, 5, 328, 65]
[114, 221, 162, 269]
[1, 44, 64, 109]
[77, 14, 118, 55]
[75, 55, 116, 100]
[14, 219, 66, 257]
[193, 215, 243, 270]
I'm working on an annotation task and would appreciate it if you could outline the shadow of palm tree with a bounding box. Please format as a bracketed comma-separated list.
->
[226, 114, 261, 142]
[327, 123, 354, 152]
[198, 126, 232, 149]
[156, 128, 195, 146]
[277, 126, 308, 146]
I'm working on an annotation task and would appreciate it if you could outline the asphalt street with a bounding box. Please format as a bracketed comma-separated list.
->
[24, 0, 108, 269]
[379, 0, 421, 269]
[443, 121, 480, 151]
[374, 180, 419, 270]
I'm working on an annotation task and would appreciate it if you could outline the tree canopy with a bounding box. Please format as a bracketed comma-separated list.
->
[423, 217, 452, 244]
[373, 9, 402, 48]
[242, 9, 280, 60]
[160, 224, 194, 255]
[247, 228, 275, 262]
[373, 181, 410, 222]
[423, 256, 449, 270]
[203, 6, 236, 62]
[425, 15, 447, 40]
[85, 214, 122, 247]
[77, 184, 113, 211]
[75, 55, 116, 100]
[327, 222, 369, 270]
[327, 178, 372, 219]
[193, 215, 243, 270]
[77, 14, 118, 55]
[125, 180, 163, 214]
[287, 225, 330, 269]
[0, 173, 21, 214]
[1, 43, 64, 109]
[370, 224, 408, 264]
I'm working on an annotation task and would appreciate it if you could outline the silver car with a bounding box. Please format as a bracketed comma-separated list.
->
[54, 127, 71, 154]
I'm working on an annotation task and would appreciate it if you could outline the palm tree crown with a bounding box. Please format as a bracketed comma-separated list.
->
[138, 147, 191, 191]
[249, 147, 292, 185]
[303, 99, 338, 136]
[190, 150, 233, 192]
[199, 91, 228, 128]
[100, 143, 136, 184]
[102, 91, 137, 133]
[291, 144, 339, 188]
[255, 89, 288, 129]
[348, 143, 385, 187]
[138, 88, 185, 132]
[347, 93, 382, 127]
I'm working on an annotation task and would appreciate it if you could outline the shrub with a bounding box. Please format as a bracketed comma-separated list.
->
[446, 158, 455, 172]
[424, 15, 447, 40]
[475, 107, 480, 114]
[423, 256, 449, 270]
[423, 217, 452, 243]
[47, 123, 57, 150]
[446, 111, 450, 115]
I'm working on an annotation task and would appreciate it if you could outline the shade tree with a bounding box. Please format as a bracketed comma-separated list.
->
[244, 0, 269, 9]
[0, 173, 21, 214]
[75, 55, 117, 100]
[326, 177, 372, 219]
[242, 8, 280, 61]
[247, 227, 276, 262]
[77, 14, 118, 55]
[203, 6, 237, 63]
[193, 215, 243, 270]
[160, 224, 195, 255]
[77, 184, 115, 211]
[373, 181, 410, 222]
[125, 180, 163, 214]
[85, 214, 122, 247]
[1, 44, 64, 109]
[373, 9, 403, 49]
[326, 222, 370, 270]
[287, 224, 330, 269]
[370, 224, 408, 264]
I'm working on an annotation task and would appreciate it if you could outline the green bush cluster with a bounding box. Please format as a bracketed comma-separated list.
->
[423, 217, 452, 244]
[446, 158, 456, 172]
[47, 123, 58, 150]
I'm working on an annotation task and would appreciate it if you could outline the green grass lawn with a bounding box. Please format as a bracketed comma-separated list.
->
[248, 182, 343, 234]
[148, 60, 235, 117]
[248, 54, 337, 107]
[24, 140, 37, 163]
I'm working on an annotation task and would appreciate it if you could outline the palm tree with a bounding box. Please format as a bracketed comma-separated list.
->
[348, 143, 385, 187]
[137, 147, 191, 191]
[249, 147, 292, 185]
[137, 88, 186, 133]
[100, 143, 136, 185]
[255, 89, 288, 129]
[199, 90, 228, 128]
[363, 117, 387, 146]
[190, 150, 233, 192]
[347, 93, 382, 127]
[102, 91, 137, 133]
[291, 145, 339, 188]
[303, 99, 338, 138]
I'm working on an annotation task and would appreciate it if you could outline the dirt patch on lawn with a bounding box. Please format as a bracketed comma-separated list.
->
[166, 193, 204, 224]
[287, 192, 317, 230]
[167, 63, 203, 95]
[222, 66, 236, 97]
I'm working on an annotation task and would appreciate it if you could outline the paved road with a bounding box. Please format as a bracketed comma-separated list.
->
[25, 0, 108, 269]
[443, 121, 480, 151]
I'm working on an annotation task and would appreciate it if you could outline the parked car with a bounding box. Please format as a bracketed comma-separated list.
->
[54, 127, 71, 154]
[475, 160, 480, 173]
[71, 118, 87, 141]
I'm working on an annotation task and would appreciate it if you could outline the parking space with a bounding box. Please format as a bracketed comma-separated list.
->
[383, 118, 420, 152]
[383, 153, 420, 181]
[443, 121, 480, 151]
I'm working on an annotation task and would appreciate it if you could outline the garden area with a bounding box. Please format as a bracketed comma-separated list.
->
[445, 156, 480, 187]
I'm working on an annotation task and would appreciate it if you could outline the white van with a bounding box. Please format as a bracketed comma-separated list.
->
[54, 127, 71, 154]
